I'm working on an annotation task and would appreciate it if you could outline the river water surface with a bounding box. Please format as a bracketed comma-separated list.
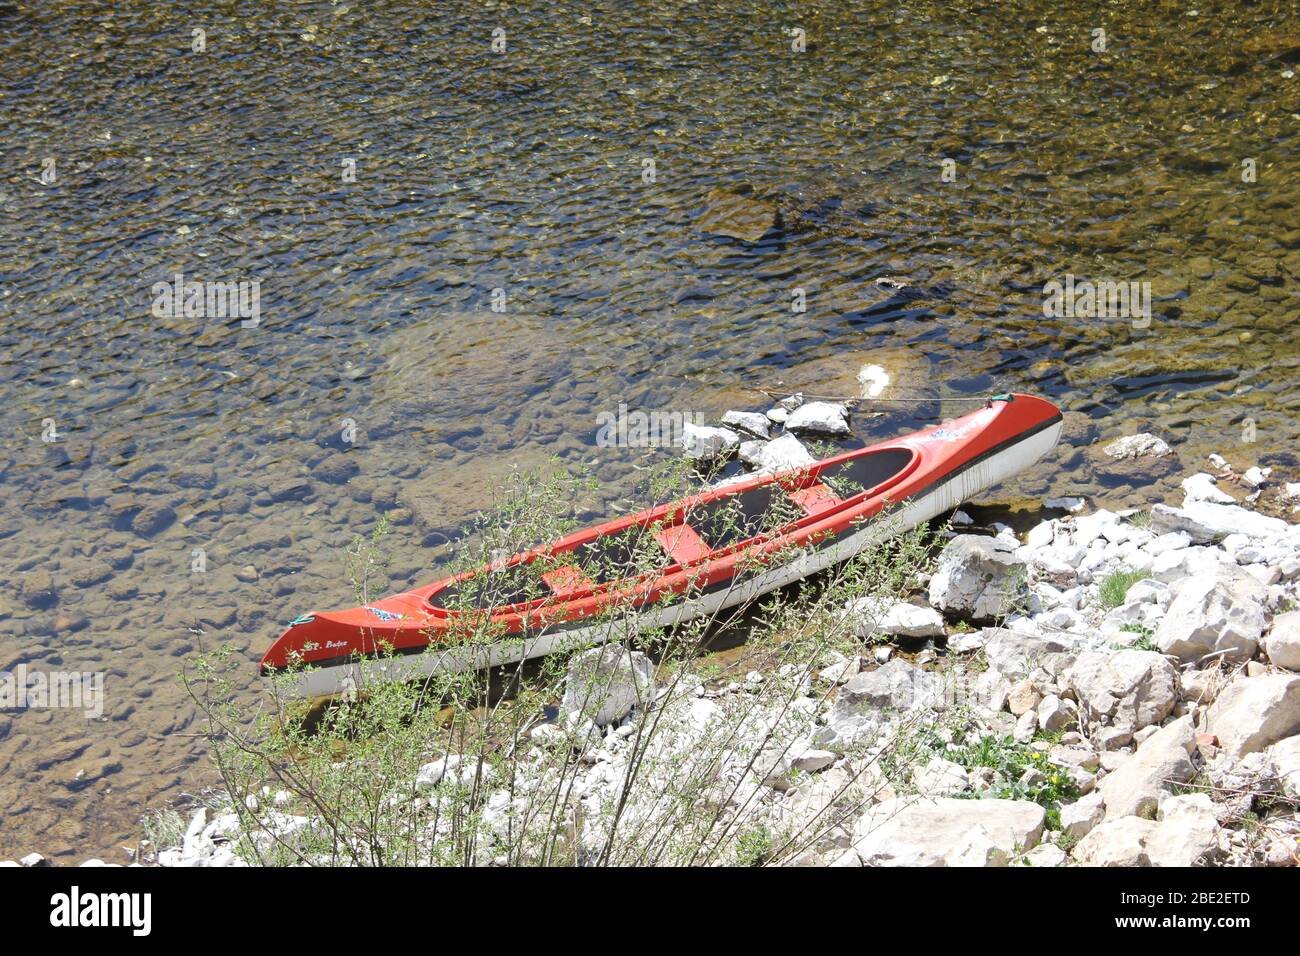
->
[1, 0, 1297, 858]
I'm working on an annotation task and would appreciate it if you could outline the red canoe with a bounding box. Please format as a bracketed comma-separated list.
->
[262, 394, 1062, 696]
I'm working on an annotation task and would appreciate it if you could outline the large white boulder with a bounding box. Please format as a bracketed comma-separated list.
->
[1075, 793, 1224, 867]
[1198, 674, 1300, 759]
[680, 423, 739, 462]
[852, 797, 1045, 866]
[720, 410, 771, 439]
[846, 598, 946, 639]
[982, 626, 1083, 681]
[741, 433, 815, 473]
[1149, 501, 1290, 544]
[1153, 565, 1268, 664]
[1265, 610, 1300, 672]
[783, 401, 850, 436]
[1147, 794, 1225, 866]
[1063, 650, 1179, 736]
[1268, 735, 1300, 799]
[561, 646, 656, 727]
[1097, 716, 1197, 819]
[928, 535, 1026, 622]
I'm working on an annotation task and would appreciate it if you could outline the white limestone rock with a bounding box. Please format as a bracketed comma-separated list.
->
[852, 797, 1045, 866]
[1264, 610, 1300, 672]
[928, 535, 1026, 622]
[1149, 501, 1290, 544]
[1059, 791, 1106, 841]
[846, 598, 946, 639]
[561, 646, 656, 727]
[680, 422, 740, 462]
[743, 432, 815, 473]
[1153, 565, 1268, 664]
[1103, 434, 1172, 460]
[1181, 472, 1235, 505]
[720, 410, 771, 439]
[1198, 673, 1300, 759]
[1063, 650, 1179, 736]
[1097, 716, 1197, 819]
[783, 401, 850, 436]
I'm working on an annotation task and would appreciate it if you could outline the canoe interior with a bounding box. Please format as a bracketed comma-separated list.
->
[428, 445, 917, 612]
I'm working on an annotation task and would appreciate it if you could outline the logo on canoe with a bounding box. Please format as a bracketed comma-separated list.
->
[365, 606, 405, 622]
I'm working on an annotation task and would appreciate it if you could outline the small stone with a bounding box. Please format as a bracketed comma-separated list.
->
[131, 503, 177, 537]
[720, 410, 771, 439]
[1059, 792, 1105, 840]
[680, 423, 740, 463]
[312, 452, 360, 484]
[21, 570, 58, 609]
[1037, 694, 1077, 733]
[783, 401, 850, 437]
[1007, 679, 1042, 716]
[234, 565, 259, 584]
[791, 749, 837, 774]
[1198, 673, 1300, 759]
[1265, 610, 1300, 671]
[1024, 843, 1067, 867]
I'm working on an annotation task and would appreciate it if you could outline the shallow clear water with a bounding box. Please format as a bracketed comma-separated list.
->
[0, 0, 1297, 858]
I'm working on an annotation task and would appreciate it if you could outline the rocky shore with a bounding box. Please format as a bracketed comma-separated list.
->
[9, 418, 1300, 868]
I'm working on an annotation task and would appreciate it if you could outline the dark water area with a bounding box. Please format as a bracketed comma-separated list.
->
[0, 0, 1297, 858]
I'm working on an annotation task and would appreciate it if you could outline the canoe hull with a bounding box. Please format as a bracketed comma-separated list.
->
[263, 395, 1062, 698]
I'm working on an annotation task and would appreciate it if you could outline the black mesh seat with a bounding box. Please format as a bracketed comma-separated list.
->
[815, 448, 913, 498]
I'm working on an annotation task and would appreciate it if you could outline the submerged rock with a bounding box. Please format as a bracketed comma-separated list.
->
[696, 188, 779, 242]
[21, 570, 58, 609]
